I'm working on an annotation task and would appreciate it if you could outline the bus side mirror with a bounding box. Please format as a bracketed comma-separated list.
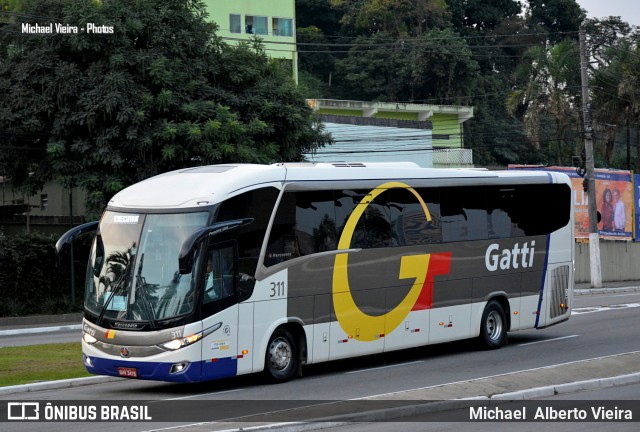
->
[178, 218, 253, 274]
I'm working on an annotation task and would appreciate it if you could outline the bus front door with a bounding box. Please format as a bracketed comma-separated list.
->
[200, 243, 241, 380]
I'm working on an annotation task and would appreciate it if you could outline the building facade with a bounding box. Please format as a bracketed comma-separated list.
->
[203, 0, 298, 82]
[0, 177, 85, 235]
[306, 99, 475, 168]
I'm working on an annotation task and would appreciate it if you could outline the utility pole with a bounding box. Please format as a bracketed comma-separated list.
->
[69, 185, 76, 304]
[579, 25, 602, 288]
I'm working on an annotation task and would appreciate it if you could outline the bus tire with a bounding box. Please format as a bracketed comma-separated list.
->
[264, 328, 298, 382]
[478, 300, 507, 349]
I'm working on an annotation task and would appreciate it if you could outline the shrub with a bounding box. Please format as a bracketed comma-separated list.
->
[0, 229, 89, 316]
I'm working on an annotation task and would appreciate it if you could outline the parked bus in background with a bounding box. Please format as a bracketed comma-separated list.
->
[57, 162, 574, 383]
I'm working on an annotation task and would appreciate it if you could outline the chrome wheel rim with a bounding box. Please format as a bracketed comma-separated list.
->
[486, 310, 503, 341]
[269, 337, 292, 371]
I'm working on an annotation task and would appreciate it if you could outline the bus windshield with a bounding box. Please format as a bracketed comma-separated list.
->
[85, 211, 210, 324]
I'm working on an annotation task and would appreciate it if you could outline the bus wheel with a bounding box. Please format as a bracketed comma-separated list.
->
[479, 300, 507, 349]
[264, 328, 298, 382]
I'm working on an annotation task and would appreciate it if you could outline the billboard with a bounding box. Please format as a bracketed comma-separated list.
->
[509, 166, 633, 241]
[635, 174, 640, 241]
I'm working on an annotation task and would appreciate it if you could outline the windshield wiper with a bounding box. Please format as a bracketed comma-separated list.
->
[134, 253, 157, 330]
[97, 263, 131, 326]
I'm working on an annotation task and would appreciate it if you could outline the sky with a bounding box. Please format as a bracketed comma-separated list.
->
[575, 0, 640, 27]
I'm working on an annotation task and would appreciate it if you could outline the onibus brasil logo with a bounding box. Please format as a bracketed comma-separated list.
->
[332, 181, 452, 341]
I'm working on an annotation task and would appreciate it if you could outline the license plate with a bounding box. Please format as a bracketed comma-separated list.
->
[117, 367, 138, 378]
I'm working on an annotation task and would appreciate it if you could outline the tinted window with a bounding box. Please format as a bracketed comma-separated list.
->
[262, 183, 571, 264]
[334, 189, 393, 249]
[203, 244, 236, 304]
[513, 184, 571, 235]
[265, 192, 299, 266]
[441, 187, 488, 242]
[487, 187, 526, 238]
[389, 187, 442, 245]
[217, 187, 279, 277]
[266, 191, 338, 266]
[295, 190, 337, 254]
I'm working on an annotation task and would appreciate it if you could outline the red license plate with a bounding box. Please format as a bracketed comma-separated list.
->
[117, 367, 138, 378]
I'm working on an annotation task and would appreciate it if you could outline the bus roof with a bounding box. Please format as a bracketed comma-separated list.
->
[107, 163, 566, 210]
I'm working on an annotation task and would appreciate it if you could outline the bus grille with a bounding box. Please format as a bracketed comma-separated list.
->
[549, 265, 570, 318]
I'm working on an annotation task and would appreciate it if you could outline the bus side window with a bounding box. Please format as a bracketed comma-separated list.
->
[265, 192, 298, 266]
[203, 245, 236, 303]
[389, 187, 442, 245]
[295, 190, 337, 254]
[335, 189, 371, 249]
[217, 186, 280, 280]
[487, 187, 526, 239]
[513, 184, 571, 236]
[441, 186, 488, 242]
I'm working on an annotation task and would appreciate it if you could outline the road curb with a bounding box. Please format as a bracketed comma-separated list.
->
[0, 375, 123, 396]
[574, 286, 640, 295]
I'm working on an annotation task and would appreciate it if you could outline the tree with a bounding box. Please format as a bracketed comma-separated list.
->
[334, 28, 478, 103]
[506, 40, 581, 165]
[592, 41, 634, 164]
[296, 0, 343, 37]
[0, 0, 331, 213]
[297, 25, 336, 97]
[448, 0, 521, 34]
[589, 19, 639, 166]
[525, 0, 585, 43]
[330, 0, 450, 37]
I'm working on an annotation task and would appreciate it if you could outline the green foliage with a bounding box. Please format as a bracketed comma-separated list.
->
[296, 0, 343, 37]
[0, 229, 87, 316]
[0, 343, 90, 386]
[448, 0, 521, 33]
[525, 0, 585, 42]
[333, 28, 478, 104]
[0, 0, 331, 213]
[331, 0, 451, 36]
[295, 0, 624, 168]
[507, 39, 581, 165]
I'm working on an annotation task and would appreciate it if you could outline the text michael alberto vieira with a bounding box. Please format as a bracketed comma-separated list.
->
[21, 23, 114, 34]
[470, 405, 633, 421]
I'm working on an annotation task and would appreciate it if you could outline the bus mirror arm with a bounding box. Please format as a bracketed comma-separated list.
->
[55, 221, 99, 267]
[178, 218, 254, 274]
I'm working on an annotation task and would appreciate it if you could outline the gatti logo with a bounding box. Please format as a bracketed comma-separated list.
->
[484, 241, 536, 272]
[332, 182, 452, 342]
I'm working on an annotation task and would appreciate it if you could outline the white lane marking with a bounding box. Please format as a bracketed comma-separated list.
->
[140, 422, 217, 432]
[345, 360, 424, 374]
[517, 334, 579, 347]
[572, 303, 640, 315]
[158, 388, 245, 401]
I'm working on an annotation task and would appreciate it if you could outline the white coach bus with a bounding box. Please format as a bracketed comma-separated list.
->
[57, 162, 574, 383]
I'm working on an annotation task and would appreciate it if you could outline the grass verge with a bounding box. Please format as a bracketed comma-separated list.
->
[0, 343, 91, 387]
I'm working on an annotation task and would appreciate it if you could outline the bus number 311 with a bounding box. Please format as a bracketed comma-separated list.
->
[269, 281, 286, 298]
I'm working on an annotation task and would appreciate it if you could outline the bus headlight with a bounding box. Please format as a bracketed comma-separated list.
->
[160, 333, 203, 351]
[83, 333, 98, 345]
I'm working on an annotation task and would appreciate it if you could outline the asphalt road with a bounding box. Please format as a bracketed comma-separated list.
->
[316, 382, 640, 432]
[1, 291, 639, 432]
[0, 327, 81, 347]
